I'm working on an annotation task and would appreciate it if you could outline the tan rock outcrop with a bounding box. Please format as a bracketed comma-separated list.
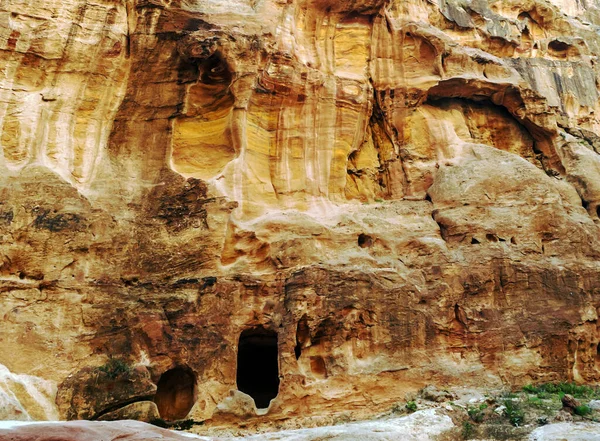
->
[0, 0, 599, 429]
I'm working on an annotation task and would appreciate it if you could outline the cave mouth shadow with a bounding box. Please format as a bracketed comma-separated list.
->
[236, 326, 280, 409]
[154, 366, 196, 421]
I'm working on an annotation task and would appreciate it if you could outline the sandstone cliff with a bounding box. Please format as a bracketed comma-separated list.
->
[1, 0, 600, 427]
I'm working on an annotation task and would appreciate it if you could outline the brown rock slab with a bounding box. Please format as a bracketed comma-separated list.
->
[561, 394, 581, 413]
[97, 401, 160, 423]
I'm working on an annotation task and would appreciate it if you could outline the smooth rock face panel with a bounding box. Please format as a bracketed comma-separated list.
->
[529, 422, 600, 441]
[0, 0, 599, 428]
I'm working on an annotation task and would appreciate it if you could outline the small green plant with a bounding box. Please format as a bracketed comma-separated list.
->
[574, 405, 592, 417]
[405, 401, 417, 413]
[503, 399, 525, 427]
[527, 395, 545, 408]
[97, 358, 131, 379]
[467, 403, 487, 423]
[462, 421, 474, 439]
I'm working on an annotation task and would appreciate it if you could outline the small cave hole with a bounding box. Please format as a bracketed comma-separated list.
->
[425, 193, 432, 202]
[596, 205, 600, 219]
[358, 233, 373, 248]
[237, 327, 280, 409]
[471, 237, 480, 244]
[200, 53, 232, 85]
[486, 233, 498, 242]
[295, 315, 310, 360]
[548, 40, 571, 53]
[510, 237, 517, 245]
[154, 367, 196, 421]
[310, 356, 327, 379]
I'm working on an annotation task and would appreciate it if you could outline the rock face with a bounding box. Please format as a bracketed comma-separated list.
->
[0, 411, 456, 441]
[0, 421, 211, 441]
[1, 0, 600, 427]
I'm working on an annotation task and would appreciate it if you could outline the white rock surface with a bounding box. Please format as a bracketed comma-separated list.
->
[0, 364, 59, 421]
[529, 422, 600, 440]
[589, 400, 600, 410]
[0, 410, 454, 441]
[220, 410, 454, 440]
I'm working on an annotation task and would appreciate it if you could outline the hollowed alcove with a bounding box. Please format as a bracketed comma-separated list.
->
[154, 366, 196, 420]
[236, 327, 280, 408]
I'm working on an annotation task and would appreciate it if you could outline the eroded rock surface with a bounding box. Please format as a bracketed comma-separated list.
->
[0, 0, 600, 428]
[0, 421, 211, 441]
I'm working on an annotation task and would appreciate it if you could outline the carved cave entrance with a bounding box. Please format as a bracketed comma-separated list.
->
[236, 327, 280, 408]
[154, 367, 196, 421]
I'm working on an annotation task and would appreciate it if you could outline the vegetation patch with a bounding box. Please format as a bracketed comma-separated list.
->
[522, 383, 600, 399]
[405, 401, 417, 413]
[97, 358, 131, 380]
[503, 399, 525, 427]
[149, 418, 203, 431]
[574, 405, 593, 417]
[467, 403, 487, 423]
[462, 421, 474, 439]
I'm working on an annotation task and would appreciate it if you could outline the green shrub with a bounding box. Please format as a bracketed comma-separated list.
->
[574, 405, 592, 417]
[527, 396, 545, 408]
[522, 383, 599, 399]
[405, 401, 417, 413]
[503, 400, 525, 427]
[467, 403, 487, 423]
[97, 358, 131, 379]
[462, 421, 474, 439]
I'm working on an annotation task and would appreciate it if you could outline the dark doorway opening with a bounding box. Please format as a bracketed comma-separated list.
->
[237, 327, 280, 408]
[154, 366, 196, 420]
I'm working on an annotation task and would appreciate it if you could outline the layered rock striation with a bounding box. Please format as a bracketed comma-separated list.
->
[1, 0, 600, 427]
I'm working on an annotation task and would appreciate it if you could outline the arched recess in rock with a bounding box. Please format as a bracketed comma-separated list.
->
[154, 366, 197, 421]
[170, 50, 236, 179]
[236, 326, 280, 409]
[426, 79, 561, 164]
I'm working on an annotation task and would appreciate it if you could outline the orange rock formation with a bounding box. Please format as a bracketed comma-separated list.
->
[0, 0, 599, 427]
